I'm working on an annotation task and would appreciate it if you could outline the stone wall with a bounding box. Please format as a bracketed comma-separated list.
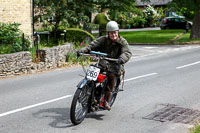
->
[0, 43, 72, 78]
[0, 52, 32, 77]
[33, 43, 72, 70]
[0, 0, 33, 37]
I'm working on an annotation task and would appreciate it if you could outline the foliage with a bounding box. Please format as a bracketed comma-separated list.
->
[191, 126, 200, 133]
[168, 2, 194, 20]
[108, 5, 167, 28]
[0, 22, 30, 54]
[34, 0, 139, 31]
[94, 13, 109, 28]
[34, 0, 152, 45]
[176, 31, 200, 43]
[34, 0, 96, 39]
[131, 16, 146, 28]
[143, 5, 159, 27]
[57, 27, 95, 46]
[169, 0, 200, 39]
[94, 13, 110, 35]
[189, 124, 200, 133]
[37, 27, 95, 49]
[108, 8, 147, 28]
[95, 0, 136, 12]
[65, 41, 91, 65]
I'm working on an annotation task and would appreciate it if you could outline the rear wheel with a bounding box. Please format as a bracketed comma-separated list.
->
[109, 92, 117, 107]
[109, 78, 120, 107]
[70, 88, 90, 125]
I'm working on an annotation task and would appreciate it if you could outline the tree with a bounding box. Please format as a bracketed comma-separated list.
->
[34, 0, 97, 38]
[34, 0, 151, 39]
[169, 0, 200, 39]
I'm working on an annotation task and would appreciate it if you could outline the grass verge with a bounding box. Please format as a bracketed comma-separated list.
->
[176, 32, 200, 44]
[119, 29, 185, 44]
[189, 122, 200, 133]
[190, 126, 200, 133]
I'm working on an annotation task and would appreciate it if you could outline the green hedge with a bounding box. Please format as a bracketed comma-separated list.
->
[0, 22, 30, 54]
[57, 27, 95, 46]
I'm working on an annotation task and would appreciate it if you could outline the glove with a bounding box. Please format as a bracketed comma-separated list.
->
[118, 58, 124, 64]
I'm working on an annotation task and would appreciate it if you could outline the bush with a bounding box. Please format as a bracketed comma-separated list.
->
[143, 5, 158, 27]
[130, 16, 146, 28]
[57, 27, 95, 47]
[0, 22, 30, 54]
[94, 13, 110, 36]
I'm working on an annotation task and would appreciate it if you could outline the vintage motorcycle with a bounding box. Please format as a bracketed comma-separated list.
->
[70, 51, 124, 125]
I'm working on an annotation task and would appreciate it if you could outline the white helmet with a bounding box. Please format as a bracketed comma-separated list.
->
[106, 21, 119, 32]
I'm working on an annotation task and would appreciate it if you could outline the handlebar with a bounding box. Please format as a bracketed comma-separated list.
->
[79, 51, 118, 62]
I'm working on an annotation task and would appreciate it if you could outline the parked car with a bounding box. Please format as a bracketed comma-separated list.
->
[160, 16, 192, 30]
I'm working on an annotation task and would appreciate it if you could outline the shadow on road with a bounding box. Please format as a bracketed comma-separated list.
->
[86, 112, 105, 121]
[32, 108, 74, 128]
[33, 107, 107, 128]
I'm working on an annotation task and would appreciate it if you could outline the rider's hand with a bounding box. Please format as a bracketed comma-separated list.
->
[118, 58, 124, 64]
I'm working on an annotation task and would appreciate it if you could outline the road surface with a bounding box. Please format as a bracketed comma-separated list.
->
[0, 44, 200, 133]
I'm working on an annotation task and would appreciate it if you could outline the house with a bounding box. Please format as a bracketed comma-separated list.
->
[0, 0, 33, 40]
[135, 0, 172, 7]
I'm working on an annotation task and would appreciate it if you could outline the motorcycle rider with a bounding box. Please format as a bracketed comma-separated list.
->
[77, 21, 132, 110]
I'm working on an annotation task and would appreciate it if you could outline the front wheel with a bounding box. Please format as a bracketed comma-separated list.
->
[70, 89, 89, 125]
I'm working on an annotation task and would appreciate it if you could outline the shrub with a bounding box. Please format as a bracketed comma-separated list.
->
[94, 13, 110, 36]
[0, 22, 30, 54]
[57, 27, 95, 47]
[130, 16, 146, 28]
[143, 5, 158, 27]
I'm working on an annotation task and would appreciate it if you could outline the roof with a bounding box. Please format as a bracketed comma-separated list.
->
[135, 0, 172, 6]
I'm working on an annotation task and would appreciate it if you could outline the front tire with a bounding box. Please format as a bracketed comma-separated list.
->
[70, 89, 89, 125]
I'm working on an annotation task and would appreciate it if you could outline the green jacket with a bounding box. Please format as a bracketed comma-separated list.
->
[79, 35, 132, 74]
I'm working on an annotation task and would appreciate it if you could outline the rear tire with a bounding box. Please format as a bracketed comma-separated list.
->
[109, 92, 117, 107]
[70, 89, 89, 125]
[109, 78, 120, 107]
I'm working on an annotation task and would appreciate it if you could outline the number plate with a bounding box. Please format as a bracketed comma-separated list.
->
[86, 66, 100, 81]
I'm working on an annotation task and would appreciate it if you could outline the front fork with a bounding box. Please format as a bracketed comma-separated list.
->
[77, 79, 96, 113]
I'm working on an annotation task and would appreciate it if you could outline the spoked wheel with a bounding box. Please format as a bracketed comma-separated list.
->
[70, 88, 90, 125]
[109, 78, 120, 107]
[109, 92, 117, 107]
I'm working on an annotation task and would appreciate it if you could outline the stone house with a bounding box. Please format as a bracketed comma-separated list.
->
[0, 0, 33, 39]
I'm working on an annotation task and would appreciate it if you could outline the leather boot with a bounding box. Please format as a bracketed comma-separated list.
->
[104, 92, 112, 111]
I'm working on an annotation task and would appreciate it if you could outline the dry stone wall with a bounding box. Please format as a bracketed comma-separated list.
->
[33, 43, 72, 70]
[0, 43, 72, 78]
[0, 52, 32, 77]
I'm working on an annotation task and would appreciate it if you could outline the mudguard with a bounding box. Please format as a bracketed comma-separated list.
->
[77, 79, 89, 89]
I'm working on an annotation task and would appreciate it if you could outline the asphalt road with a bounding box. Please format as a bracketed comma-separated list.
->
[0, 44, 200, 133]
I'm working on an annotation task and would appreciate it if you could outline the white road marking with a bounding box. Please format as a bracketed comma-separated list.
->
[176, 61, 200, 69]
[124, 73, 158, 82]
[0, 73, 158, 117]
[0, 95, 72, 118]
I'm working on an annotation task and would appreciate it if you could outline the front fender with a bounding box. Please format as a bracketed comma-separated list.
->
[77, 79, 88, 89]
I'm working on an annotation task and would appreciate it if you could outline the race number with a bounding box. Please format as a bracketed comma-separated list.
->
[86, 66, 100, 81]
